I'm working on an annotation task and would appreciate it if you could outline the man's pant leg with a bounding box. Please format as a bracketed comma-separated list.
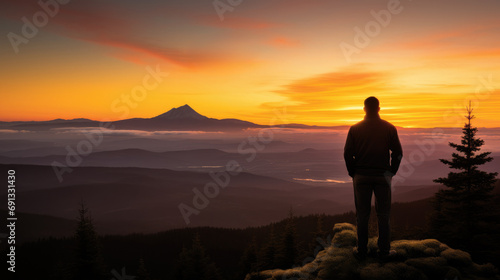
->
[373, 175, 392, 253]
[353, 174, 373, 253]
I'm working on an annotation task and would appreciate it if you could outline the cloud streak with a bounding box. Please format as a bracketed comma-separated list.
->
[271, 66, 390, 109]
[267, 65, 500, 127]
[51, 127, 220, 137]
[0, 0, 241, 68]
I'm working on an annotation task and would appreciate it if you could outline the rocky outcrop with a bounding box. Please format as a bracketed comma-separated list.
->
[246, 223, 499, 280]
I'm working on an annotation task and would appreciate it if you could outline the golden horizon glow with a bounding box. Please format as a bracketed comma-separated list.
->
[1, 1, 499, 128]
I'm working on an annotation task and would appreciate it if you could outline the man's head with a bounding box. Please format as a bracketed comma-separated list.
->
[364, 96, 380, 114]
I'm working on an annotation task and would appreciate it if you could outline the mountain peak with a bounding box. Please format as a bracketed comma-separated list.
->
[153, 104, 208, 120]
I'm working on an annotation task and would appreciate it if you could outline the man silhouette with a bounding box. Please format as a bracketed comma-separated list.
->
[344, 96, 403, 259]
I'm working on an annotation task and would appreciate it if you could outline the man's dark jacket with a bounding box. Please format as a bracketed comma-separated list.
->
[344, 114, 403, 177]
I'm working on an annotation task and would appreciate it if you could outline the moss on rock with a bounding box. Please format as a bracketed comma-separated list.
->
[245, 223, 499, 280]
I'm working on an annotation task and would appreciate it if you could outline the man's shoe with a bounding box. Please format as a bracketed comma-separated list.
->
[353, 247, 367, 260]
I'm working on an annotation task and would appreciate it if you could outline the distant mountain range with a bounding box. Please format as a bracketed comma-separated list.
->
[1, 146, 497, 186]
[0, 104, 334, 132]
[0, 162, 468, 234]
[0, 163, 349, 233]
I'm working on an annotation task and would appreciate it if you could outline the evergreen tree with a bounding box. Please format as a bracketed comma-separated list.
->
[275, 208, 298, 269]
[175, 234, 224, 280]
[259, 224, 277, 270]
[50, 260, 72, 280]
[73, 203, 107, 280]
[306, 214, 326, 258]
[431, 102, 498, 252]
[237, 236, 259, 279]
[136, 257, 151, 280]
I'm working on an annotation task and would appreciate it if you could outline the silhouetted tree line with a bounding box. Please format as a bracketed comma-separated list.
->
[7, 208, 359, 279]
[7, 201, 448, 280]
[6, 194, 498, 279]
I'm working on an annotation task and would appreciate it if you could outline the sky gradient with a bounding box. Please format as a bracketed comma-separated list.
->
[1, 0, 499, 127]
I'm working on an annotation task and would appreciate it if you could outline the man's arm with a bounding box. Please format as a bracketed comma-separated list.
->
[344, 128, 356, 177]
[389, 127, 403, 175]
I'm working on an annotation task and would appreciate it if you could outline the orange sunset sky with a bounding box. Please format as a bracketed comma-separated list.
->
[0, 0, 499, 128]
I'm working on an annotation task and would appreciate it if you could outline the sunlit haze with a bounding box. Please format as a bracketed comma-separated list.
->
[1, 0, 499, 127]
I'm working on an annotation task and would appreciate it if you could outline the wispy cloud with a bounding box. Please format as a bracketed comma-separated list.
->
[268, 36, 300, 48]
[194, 14, 278, 30]
[270, 66, 390, 110]
[0, 0, 239, 68]
[51, 127, 220, 136]
[262, 65, 500, 127]
[0, 129, 30, 134]
[395, 22, 500, 50]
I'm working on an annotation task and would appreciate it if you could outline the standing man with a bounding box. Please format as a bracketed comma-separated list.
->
[344, 96, 403, 259]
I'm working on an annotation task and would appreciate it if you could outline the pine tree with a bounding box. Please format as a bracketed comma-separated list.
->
[237, 236, 259, 279]
[175, 234, 224, 280]
[136, 257, 151, 280]
[431, 102, 498, 251]
[259, 224, 277, 270]
[307, 214, 326, 258]
[73, 203, 107, 280]
[275, 208, 298, 269]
